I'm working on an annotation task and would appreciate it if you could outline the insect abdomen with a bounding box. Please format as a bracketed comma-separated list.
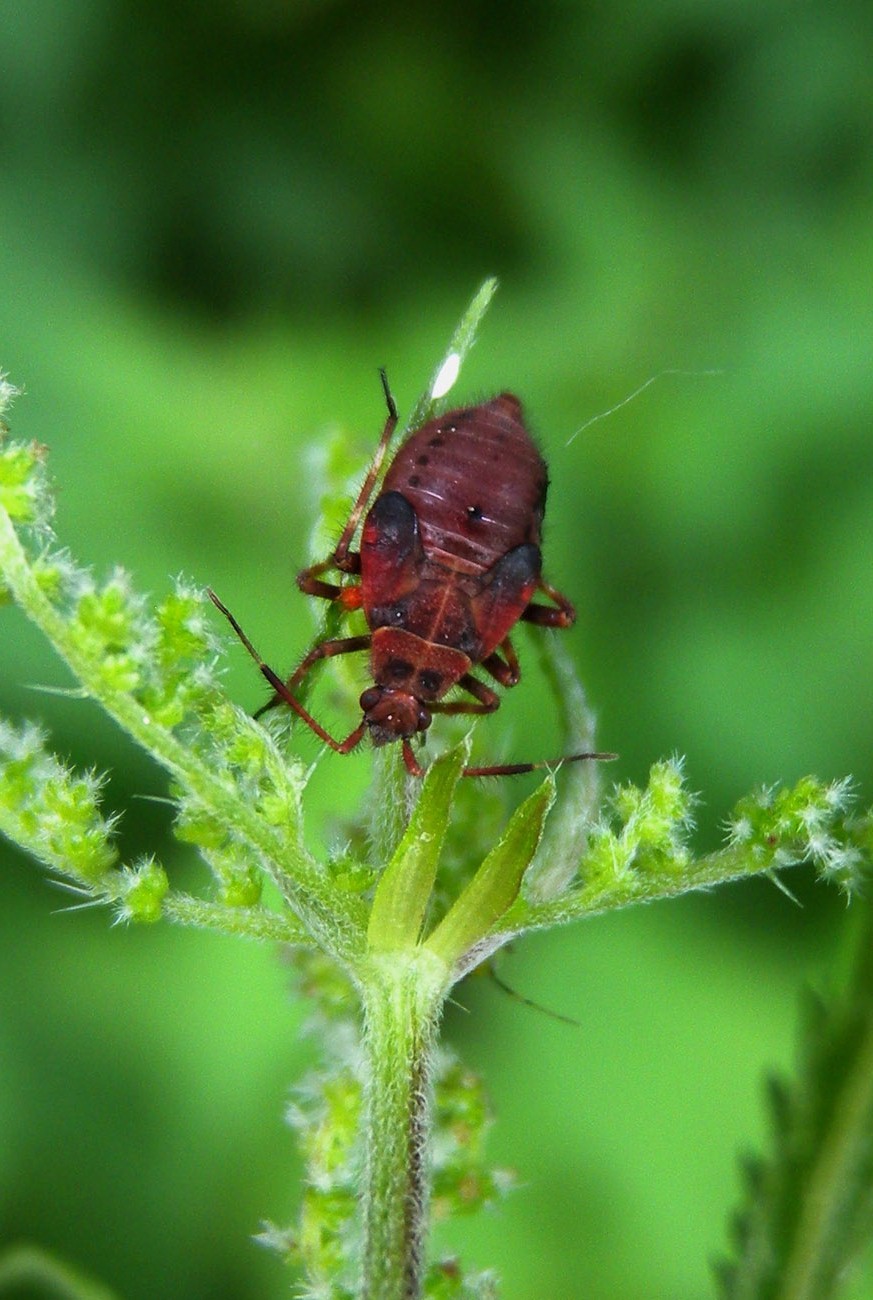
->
[381, 394, 547, 573]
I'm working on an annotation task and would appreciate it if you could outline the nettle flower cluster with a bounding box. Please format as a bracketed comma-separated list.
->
[1, 290, 871, 1300]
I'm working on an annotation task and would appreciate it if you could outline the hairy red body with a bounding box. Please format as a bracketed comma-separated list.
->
[210, 379, 611, 777]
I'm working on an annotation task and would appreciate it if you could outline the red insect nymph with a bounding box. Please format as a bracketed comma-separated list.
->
[210, 375, 611, 777]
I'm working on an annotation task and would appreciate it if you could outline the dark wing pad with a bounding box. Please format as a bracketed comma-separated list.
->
[360, 490, 425, 614]
[470, 543, 542, 658]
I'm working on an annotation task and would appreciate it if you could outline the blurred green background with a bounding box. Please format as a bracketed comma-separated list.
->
[2, 2, 873, 1296]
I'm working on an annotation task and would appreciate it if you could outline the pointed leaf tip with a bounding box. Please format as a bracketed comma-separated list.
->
[367, 738, 470, 952]
[425, 776, 555, 970]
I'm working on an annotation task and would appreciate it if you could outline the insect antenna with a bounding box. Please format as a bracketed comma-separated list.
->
[207, 589, 363, 755]
[487, 964, 581, 1027]
[462, 751, 617, 778]
[330, 368, 399, 568]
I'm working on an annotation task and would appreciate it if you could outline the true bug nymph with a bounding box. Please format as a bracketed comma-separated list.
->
[210, 374, 613, 777]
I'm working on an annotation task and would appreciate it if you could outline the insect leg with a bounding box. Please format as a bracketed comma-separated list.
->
[283, 633, 372, 692]
[255, 632, 372, 719]
[331, 368, 399, 570]
[269, 383, 400, 701]
[208, 589, 370, 753]
[296, 557, 364, 609]
[427, 674, 501, 716]
[478, 638, 521, 688]
[437, 641, 615, 778]
[294, 371, 397, 600]
[401, 739, 425, 777]
[520, 579, 576, 629]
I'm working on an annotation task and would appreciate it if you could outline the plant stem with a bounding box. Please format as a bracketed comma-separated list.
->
[359, 951, 448, 1300]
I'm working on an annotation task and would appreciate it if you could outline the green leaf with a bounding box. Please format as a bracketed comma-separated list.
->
[425, 776, 555, 970]
[718, 904, 873, 1300]
[367, 739, 469, 953]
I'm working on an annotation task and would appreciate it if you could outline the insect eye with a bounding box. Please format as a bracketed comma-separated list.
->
[360, 687, 382, 711]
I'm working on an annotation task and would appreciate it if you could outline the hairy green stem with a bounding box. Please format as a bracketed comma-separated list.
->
[161, 893, 312, 943]
[359, 952, 448, 1300]
[0, 509, 364, 961]
[509, 842, 832, 935]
